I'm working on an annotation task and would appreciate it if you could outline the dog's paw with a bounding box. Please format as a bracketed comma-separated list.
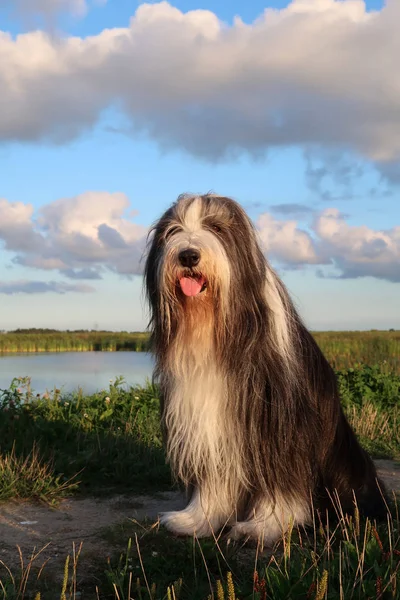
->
[229, 521, 258, 541]
[228, 520, 279, 547]
[160, 510, 213, 537]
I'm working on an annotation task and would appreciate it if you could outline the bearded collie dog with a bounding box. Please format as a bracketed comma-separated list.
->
[144, 193, 387, 544]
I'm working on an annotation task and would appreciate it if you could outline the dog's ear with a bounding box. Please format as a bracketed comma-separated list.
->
[143, 228, 159, 311]
[144, 205, 178, 336]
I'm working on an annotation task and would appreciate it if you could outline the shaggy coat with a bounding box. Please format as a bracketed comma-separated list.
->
[144, 193, 387, 543]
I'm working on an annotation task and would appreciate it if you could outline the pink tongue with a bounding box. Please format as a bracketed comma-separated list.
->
[179, 277, 205, 297]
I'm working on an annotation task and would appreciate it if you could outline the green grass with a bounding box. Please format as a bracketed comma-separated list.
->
[0, 376, 171, 497]
[337, 364, 400, 459]
[0, 364, 399, 598]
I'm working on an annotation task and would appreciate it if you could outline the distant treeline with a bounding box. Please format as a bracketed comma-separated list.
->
[0, 329, 399, 372]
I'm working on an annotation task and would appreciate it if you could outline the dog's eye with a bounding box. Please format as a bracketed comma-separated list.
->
[211, 224, 222, 234]
[165, 226, 182, 239]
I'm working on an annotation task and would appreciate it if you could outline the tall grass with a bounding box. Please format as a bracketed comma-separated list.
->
[0, 444, 77, 503]
[102, 505, 400, 599]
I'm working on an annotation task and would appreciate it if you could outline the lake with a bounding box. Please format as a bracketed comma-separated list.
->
[0, 352, 155, 395]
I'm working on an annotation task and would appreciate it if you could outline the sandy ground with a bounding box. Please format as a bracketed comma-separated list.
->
[0, 460, 398, 589]
[0, 490, 185, 586]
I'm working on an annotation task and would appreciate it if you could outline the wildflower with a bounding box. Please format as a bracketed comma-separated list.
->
[151, 551, 158, 557]
[134, 396, 139, 400]
[84, 413, 89, 418]
[17, 388, 22, 394]
[64, 402, 69, 407]
[105, 397, 111, 404]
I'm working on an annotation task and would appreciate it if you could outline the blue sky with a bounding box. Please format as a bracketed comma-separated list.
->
[0, 0, 399, 331]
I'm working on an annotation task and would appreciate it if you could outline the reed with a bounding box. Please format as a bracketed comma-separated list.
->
[313, 330, 400, 372]
[0, 329, 150, 353]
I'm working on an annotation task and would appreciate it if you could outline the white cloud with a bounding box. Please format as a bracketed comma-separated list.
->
[1, 194, 399, 285]
[0, 199, 43, 253]
[0, 0, 400, 173]
[257, 213, 319, 265]
[256, 207, 400, 281]
[0, 192, 148, 280]
[314, 208, 400, 281]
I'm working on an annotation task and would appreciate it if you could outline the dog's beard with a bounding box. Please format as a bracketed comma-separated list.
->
[156, 235, 231, 365]
[158, 265, 219, 370]
[157, 251, 248, 499]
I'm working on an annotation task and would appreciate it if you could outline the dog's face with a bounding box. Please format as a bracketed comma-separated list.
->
[145, 194, 264, 309]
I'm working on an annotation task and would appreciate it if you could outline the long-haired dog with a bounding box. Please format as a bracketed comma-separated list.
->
[144, 193, 387, 544]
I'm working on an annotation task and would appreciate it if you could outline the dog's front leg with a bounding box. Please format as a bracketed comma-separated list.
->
[160, 487, 231, 538]
[229, 495, 310, 547]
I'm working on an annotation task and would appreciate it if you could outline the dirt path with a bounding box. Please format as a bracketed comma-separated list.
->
[0, 461, 399, 589]
[0, 490, 185, 585]
[375, 459, 400, 496]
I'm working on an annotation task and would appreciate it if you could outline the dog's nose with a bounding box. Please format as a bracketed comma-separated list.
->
[179, 248, 200, 268]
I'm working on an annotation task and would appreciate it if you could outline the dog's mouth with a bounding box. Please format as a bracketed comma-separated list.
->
[178, 274, 207, 297]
